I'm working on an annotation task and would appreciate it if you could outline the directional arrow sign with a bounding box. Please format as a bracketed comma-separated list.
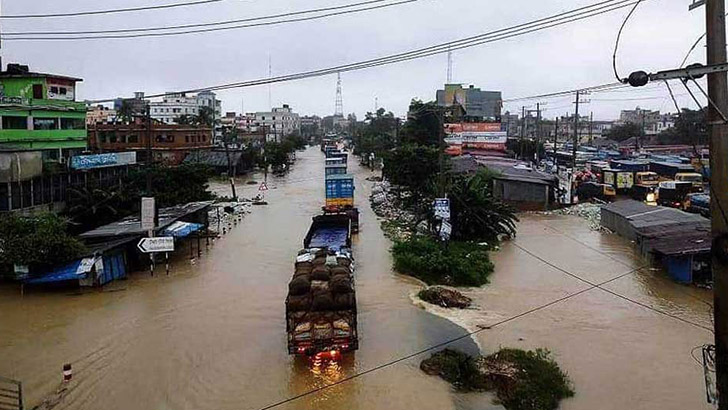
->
[137, 237, 175, 253]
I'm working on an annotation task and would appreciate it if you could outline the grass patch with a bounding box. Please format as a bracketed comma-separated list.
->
[421, 348, 574, 410]
[392, 236, 493, 286]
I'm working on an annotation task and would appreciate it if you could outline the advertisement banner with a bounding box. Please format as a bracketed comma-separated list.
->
[444, 123, 502, 134]
[445, 131, 507, 151]
[70, 152, 137, 170]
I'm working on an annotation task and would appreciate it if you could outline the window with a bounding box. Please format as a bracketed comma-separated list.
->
[33, 118, 59, 130]
[128, 134, 139, 143]
[2, 116, 28, 130]
[60, 118, 85, 130]
[50, 86, 59, 94]
[59, 88, 67, 95]
[32, 84, 43, 99]
[98, 132, 107, 143]
[185, 135, 189, 143]
[108, 132, 118, 143]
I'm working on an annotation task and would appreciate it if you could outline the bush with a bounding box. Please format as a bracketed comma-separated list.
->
[392, 236, 493, 286]
[488, 348, 575, 410]
[421, 348, 574, 410]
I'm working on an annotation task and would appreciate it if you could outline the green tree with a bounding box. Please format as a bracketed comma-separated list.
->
[658, 108, 706, 145]
[121, 163, 215, 208]
[449, 168, 518, 243]
[605, 122, 643, 142]
[400, 99, 443, 147]
[115, 100, 136, 123]
[0, 213, 87, 272]
[383, 144, 442, 204]
[175, 114, 194, 125]
[196, 106, 215, 127]
[66, 185, 121, 232]
[353, 108, 398, 159]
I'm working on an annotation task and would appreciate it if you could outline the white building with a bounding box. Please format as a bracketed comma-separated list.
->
[150, 91, 222, 124]
[254, 104, 301, 142]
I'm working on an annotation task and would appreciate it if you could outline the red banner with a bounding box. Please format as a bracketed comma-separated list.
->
[444, 123, 502, 134]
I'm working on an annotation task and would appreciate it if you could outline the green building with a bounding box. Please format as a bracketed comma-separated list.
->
[0, 63, 86, 158]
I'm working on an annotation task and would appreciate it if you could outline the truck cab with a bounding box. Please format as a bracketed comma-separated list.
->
[634, 171, 659, 187]
[674, 172, 704, 192]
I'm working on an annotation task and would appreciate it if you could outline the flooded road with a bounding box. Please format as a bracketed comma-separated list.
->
[0, 147, 476, 410]
[0, 147, 715, 410]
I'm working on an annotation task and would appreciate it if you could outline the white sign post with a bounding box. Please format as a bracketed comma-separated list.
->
[137, 237, 175, 253]
[141, 197, 156, 232]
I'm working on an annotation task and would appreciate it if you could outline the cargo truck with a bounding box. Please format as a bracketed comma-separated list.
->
[325, 157, 346, 166]
[649, 161, 697, 179]
[325, 164, 348, 176]
[324, 174, 358, 232]
[286, 214, 358, 357]
[674, 172, 704, 192]
[657, 181, 694, 209]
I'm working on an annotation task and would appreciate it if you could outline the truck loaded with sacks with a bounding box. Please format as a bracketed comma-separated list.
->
[285, 214, 358, 357]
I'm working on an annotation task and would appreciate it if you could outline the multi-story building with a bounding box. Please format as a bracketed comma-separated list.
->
[86, 105, 117, 125]
[254, 104, 301, 142]
[88, 117, 213, 165]
[149, 91, 222, 125]
[300, 115, 322, 138]
[436, 84, 502, 121]
[0, 63, 87, 158]
[618, 107, 672, 136]
[113, 92, 148, 117]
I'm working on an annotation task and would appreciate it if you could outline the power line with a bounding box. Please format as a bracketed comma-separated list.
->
[255, 263, 644, 410]
[3, 0, 399, 37]
[2, 0, 418, 41]
[611, 0, 644, 82]
[511, 242, 713, 332]
[87, 0, 642, 102]
[0, 0, 227, 19]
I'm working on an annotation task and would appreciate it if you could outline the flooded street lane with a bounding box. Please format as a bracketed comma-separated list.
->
[0, 147, 716, 410]
[0, 147, 475, 410]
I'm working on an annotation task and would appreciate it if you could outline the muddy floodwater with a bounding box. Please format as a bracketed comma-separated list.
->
[0, 147, 714, 410]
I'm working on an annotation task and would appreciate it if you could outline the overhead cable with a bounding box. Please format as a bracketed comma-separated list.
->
[0, 0, 227, 19]
[611, 0, 644, 82]
[2, 0, 410, 39]
[86, 0, 642, 102]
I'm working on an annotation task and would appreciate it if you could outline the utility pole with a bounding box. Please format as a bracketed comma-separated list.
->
[437, 108, 446, 197]
[589, 111, 594, 144]
[536, 103, 542, 163]
[706, 0, 728, 406]
[520, 106, 526, 159]
[553, 116, 559, 173]
[572, 90, 580, 170]
[145, 103, 152, 194]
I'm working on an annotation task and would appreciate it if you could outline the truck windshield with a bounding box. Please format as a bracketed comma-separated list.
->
[641, 174, 659, 182]
[678, 175, 702, 182]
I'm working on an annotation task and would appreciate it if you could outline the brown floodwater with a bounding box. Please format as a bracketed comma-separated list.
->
[0, 147, 714, 410]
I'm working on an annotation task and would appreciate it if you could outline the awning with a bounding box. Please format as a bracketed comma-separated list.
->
[23, 257, 100, 285]
[163, 221, 204, 238]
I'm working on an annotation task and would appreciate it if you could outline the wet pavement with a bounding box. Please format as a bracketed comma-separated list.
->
[0, 146, 715, 410]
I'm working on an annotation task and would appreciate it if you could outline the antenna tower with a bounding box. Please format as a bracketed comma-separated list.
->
[335, 73, 344, 117]
[447, 47, 453, 83]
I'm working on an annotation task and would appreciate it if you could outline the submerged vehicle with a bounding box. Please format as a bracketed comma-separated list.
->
[285, 214, 358, 357]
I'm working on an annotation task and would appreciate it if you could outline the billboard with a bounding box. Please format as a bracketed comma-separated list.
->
[70, 152, 137, 170]
[445, 131, 507, 151]
[444, 123, 502, 134]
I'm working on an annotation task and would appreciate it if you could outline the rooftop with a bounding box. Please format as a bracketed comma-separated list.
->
[80, 201, 214, 239]
[0, 64, 82, 82]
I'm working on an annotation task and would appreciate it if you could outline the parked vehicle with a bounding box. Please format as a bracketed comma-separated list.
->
[286, 214, 358, 357]
[325, 174, 355, 207]
[602, 169, 635, 193]
[657, 181, 694, 209]
[325, 164, 348, 176]
[576, 182, 616, 201]
[686, 193, 710, 217]
[649, 161, 696, 179]
[674, 172, 704, 192]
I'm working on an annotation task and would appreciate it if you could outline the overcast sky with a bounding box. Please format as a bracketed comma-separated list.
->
[0, 0, 711, 120]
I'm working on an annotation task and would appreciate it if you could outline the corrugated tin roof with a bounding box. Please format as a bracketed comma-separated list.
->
[80, 201, 213, 239]
[183, 151, 242, 167]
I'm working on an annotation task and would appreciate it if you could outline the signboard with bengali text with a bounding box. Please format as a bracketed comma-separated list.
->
[70, 152, 137, 170]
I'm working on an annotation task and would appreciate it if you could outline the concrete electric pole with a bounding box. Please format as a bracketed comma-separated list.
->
[706, 1, 728, 407]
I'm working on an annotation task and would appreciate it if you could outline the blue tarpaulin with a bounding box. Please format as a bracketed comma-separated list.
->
[308, 227, 349, 250]
[23, 257, 97, 285]
[163, 221, 204, 238]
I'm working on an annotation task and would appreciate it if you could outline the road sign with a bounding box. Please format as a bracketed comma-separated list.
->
[137, 237, 175, 253]
[433, 198, 451, 220]
[259, 182, 269, 191]
[141, 197, 156, 231]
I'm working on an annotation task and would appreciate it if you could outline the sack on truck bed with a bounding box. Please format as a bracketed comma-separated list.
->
[295, 261, 313, 271]
[310, 280, 330, 294]
[333, 292, 355, 309]
[294, 268, 312, 278]
[312, 293, 335, 311]
[311, 267, 331, 281]
[330, 275, 353, 294]
[330, 266, 350, 277]
[289, 276, 311, 296]
[287, 295, 312, 312]
[312, 256, 327, 266]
